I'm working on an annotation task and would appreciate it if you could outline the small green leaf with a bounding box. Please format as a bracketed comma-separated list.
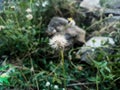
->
[0, 77, 9, 85]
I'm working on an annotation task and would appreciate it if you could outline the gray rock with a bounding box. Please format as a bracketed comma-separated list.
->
[77, 36, 115, 64]
[47, 17, 86, 47]
[101, 0, 120, 9]
[80, 0, 101, 11]
[79, 0, 120, 22]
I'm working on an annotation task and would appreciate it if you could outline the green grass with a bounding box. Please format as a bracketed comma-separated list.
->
[0, 0, 120, 90]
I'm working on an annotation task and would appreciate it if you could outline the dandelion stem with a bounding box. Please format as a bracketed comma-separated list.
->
[60, 49, 66, 89]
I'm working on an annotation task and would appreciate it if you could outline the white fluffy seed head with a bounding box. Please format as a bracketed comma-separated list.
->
[45, 81, 50, 87]
[49, 35, 68, 50]
[42, 1, 49, 7]
[26, 14, 33, 20]
[26, 8, 32, 13]
[0, 25, 5, 30]
[54, 85, 59, 89]
[10, 6, 15, 9]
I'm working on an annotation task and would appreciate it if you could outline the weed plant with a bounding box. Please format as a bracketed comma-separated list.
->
[0, 0, 120, 90]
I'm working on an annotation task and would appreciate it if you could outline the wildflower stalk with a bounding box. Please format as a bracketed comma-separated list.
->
[60, 49, 66, 89]
[0, 16, 7, 25]
[96, 70, 99, 90]
[30, 0, 33, 8]
[30, 58, 39, 90]
[14, 13, 20, 28]
[49, 34, 68, 88]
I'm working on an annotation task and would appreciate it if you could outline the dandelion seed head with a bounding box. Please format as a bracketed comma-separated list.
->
[54, 85, 59, 89]
[42, 1, 48, 7]
[62, 88, 65, 90]
[49, 35, 68, 50]
[45, 81, 50, 87]
[10, 6, 15, 9]
[26, 14, 33, 20]
[108, 14, 113, 17]
[26, 8, 32, 13]
[0, 25, 5, 31]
